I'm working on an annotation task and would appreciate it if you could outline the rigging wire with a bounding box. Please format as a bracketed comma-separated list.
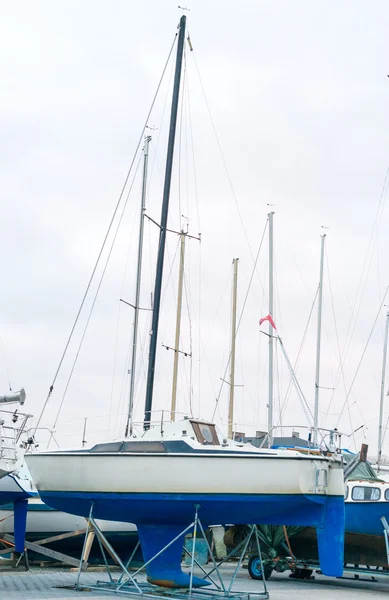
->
[108, 299, 123, 438]
[183, 248, 194, 416]
[323, 245, 356, 444]
[108, 153, 146, 436]
[185, 60, 202, 413]
[146, 53, 176, 199]
[33, 32, 178, 435]
[190, 270, 231, 417]
[275, 339, 282, 429]
[277, 336, 313, 425]
[211, 219, 268, 421]
[278, 286, 319, 423]
[332, 166, 389, 397]
[50, 152, 144, 434]
[336, 283, 389, 429]
[254, 258, 268, 428]
[189, 43, 266, 299]
[380, 407, 389, 455]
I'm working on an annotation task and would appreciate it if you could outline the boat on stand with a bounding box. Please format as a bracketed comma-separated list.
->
[26, 14, 345, 591]
[0, 388, 37, 554]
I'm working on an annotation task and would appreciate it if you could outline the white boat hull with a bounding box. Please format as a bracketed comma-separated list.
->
[27, 451, 343, 497]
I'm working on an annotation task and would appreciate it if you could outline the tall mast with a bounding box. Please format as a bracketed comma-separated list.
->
[171, 232, 186, 421]
[313, 234, 326, 446]
[378, 310, 389, 470]
[144, 16, 186, 429]
[125, 136, 151, 437]
[268, 212, 274, 439]
[228, 258, 239, 439]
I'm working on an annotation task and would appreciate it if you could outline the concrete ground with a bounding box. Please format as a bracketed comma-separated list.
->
[0, 564, 388, 600]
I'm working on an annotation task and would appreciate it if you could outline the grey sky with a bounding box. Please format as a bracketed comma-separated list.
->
[1, 1, 389, 456]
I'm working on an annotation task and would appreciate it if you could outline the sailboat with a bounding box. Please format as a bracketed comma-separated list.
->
[253, 238, 389, 576]
[25, 15, 345, 588]
[312, 239, 389, 543]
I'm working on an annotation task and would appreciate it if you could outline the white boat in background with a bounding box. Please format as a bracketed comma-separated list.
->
[0, 465, 36, 503]
[0, 496, 140, 564]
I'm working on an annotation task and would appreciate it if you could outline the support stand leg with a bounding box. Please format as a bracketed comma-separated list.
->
[74, 505, 269, 599]
[13, 498, 28, 553]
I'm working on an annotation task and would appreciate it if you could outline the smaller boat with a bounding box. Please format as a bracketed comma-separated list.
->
[345, 477, 389, 536]
[279, 477, 389, 573]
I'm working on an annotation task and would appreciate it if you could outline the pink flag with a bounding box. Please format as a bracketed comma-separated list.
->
[259, 314, 277, 329]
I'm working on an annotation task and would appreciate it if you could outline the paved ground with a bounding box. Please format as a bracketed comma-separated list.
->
[0, 565, 388, 600]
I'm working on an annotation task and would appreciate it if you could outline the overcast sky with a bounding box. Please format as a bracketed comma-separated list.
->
[1, 1, 389, 456]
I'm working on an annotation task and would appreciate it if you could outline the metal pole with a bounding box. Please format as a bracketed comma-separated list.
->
[125, 135, 151, 437]
[82, 417, 87, 448]
[313, 234, 326, 446]
[171, 232, 186, 421]
[378, 311, 389, 470]
[228, 258, 239, 439]
[268, 212, 274, 441]
[144, 16, 186, 429]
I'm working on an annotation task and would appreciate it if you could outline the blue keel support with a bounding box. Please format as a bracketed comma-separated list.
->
[14, 498, 28, 553]
[316, 496, 344, 577]
[137, 524, 210, 588]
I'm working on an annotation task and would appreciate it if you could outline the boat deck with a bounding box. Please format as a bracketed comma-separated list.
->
[0, 565, 388, 600]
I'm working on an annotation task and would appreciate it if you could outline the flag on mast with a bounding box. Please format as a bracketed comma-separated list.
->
[259, 314, 276, 329]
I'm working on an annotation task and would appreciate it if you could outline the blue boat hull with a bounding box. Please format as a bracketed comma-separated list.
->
[0, 490, 30, 505]
[345, 502, 388, 536]
[0, 478, 37, 552]
[39, 491, 345, 585]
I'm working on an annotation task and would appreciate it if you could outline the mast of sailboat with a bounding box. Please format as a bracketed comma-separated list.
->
[268, 212, 274, 442]
[228, 258, 239, 439]
[171, 232, 186, 421]
[125, 135, 151, 438]
[377, 310, 389, 471]
[144, 15, 186, 429]
[313, 234, 326, 446]
[82, 417, 88, 448]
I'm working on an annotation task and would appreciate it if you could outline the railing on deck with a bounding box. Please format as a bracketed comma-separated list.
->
[0, 409, 32, 463]
[129, 410, 197, 438]
[259, 424, 345, 454]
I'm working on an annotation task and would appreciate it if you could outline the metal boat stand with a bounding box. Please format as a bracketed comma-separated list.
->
[73, 505, 269, 599]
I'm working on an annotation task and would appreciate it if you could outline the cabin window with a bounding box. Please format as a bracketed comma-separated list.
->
[344, 486, 349, 500]
[384, 489, 389, 501]
[351, 486, 381, 501]
[90, 442, 123, 453]
[121, 442, 166, 453]
[191, 421, 219, 446]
